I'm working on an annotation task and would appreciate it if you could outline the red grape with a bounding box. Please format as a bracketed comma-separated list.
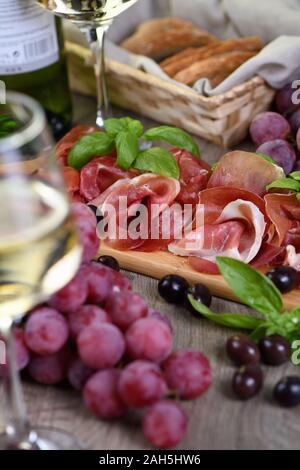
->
[297, 128, 300, 152]
[142, 400, 188, 448]
[125, 318, 172, 363]
[250, 112, 290, 146]
[68, 304, 111, 340]
[83, 369, 126, 419]
[72, 202, 97, 227]
[106, 291, 148, 331]
[288, 108, 300, 136]
[72, 203, 100, 262]
[24, 307, 69, 355]
[110, 270, 132, 294]
[76, 218, 100, 263]
[48, 270, 88, 313]
[118, 360, 168, 408]
[28, 346, 71, 385]
[148, 309, 173, 333]
[77, 323, 125, 369]
[256, 139, 296, 174]
[14, 327, 30, 370]
[80, 262, 112, 304]
[162, 349, 212, 399]
[275, 83, 299, 115]
[67, 356, 94, 391]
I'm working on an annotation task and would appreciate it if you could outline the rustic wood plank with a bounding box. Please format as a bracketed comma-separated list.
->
[1, 95, 299, 451]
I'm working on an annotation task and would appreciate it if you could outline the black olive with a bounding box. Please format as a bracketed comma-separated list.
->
[158, 275, 189, 304]
[186, 284, 212, 315]
[97, 255, 120, 272]
[227, 334, 260, 366]
[232, 364, 263, 399]
[274, 376, 300, 407]
[266, 266, 299, 294]
[258, 335, 290, 366]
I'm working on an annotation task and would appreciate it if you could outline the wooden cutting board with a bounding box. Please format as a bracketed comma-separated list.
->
[99, 242, 300, 310]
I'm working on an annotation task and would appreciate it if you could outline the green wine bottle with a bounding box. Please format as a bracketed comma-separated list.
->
[0, 0, 72, 140]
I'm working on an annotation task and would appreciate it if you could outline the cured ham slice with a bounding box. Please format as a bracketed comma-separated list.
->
[80, 156, 139, 202]
[56, 125, 98, 165]
[264, 193, 300, 250]
[170, 149, 211, 206]
[90, 173, 181, 251]
[207, 151, 284, 196]
[168, 187, 266, 269]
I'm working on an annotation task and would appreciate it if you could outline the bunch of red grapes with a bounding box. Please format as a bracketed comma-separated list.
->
[250, 82, 300, 173]
[10, 203, 212, 449]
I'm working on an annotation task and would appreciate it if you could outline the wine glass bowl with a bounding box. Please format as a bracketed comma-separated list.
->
[37, 0, 139, 26]
[0, 92, 82, 449]
[36, 0, 141, 127]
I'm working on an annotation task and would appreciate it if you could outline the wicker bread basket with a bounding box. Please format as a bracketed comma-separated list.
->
[66, 42, 275, 148]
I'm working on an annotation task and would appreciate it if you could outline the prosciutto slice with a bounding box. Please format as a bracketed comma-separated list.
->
[90, 173, 181, 251]
[168, 187, 266, 270]
[170, 149, 211, 206]
[80, 156, 139, 202]
[207, 151, 284, 196]
[264, 193, 300, 250]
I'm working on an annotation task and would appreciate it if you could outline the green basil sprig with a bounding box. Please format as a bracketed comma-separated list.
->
[266, 171, 300, 199]
[67, 117, 200, 178]
[134, 147, 180, 179]
[266, 178, 300, 192]
[143, 126, 200, 157]
[68, 132, 114, 170]
[188, 257, 300, 345]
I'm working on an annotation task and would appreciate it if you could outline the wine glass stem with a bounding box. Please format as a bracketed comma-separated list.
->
[82, 25, 112, 128]
[0, 319, 32, 447]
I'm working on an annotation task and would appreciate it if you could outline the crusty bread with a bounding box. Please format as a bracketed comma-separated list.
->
[121, 17, 218, 61]
[161, 37, 263, 77]
[173, 51, 257, 86]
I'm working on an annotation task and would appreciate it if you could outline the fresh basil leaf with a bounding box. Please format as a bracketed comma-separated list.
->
[119, 117, 144, 137]
[256, 152, 277, 165]
[188, 296, 263, 330]
[115, 131, 139, 170]
[127, 120, 144, 138]
[297, 193, 300, 202]
[216, 257, 283, 316]
[104, 117, 144, 138]
[289, 171, 300, 181]
[266, 178, 300, 192]
[133, 147, 180, 179]
[67, 132, 114, 170]
[104, 118, 126, 137]
[143, 126, 200, 157]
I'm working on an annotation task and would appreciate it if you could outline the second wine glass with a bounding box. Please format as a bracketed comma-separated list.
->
[36, 0, 140, 127]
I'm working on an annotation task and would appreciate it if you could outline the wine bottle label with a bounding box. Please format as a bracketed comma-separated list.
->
[0, 0, 59, 75]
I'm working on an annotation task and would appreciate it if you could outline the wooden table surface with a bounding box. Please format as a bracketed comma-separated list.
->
[2, 94, 300, 451]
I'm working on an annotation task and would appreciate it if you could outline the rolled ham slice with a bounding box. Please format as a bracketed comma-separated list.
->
[90, 173, 181, 251]
[168, 187, 266, 269]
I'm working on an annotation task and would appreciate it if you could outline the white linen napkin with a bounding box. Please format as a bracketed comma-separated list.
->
[65, 0, 300, 96]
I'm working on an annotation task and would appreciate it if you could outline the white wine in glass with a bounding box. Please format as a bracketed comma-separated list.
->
[36, 0, 140, 127]
[0, 92, 82, 450]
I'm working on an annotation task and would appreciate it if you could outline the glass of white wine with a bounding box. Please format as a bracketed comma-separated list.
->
[36, 0, 140, 127]
[0, 92, 83, 450]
